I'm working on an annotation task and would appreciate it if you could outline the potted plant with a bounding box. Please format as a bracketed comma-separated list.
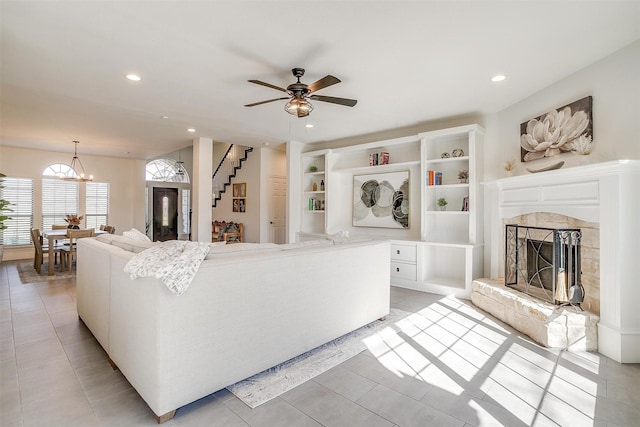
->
[458, 169, 469, 183]
[0, 173, 13, 261]
[437, 197, 448, 211]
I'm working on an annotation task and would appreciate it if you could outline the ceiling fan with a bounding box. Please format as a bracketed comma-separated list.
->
[245, 68, 357, 118]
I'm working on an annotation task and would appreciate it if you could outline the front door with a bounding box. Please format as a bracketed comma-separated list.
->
[153, 187, 178, 242]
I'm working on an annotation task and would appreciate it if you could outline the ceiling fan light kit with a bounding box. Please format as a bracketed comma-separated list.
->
[246, 68, 357, 117]
[285, 98, 314, 117]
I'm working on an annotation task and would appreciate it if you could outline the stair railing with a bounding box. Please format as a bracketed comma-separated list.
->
[212, 144, 253, 207]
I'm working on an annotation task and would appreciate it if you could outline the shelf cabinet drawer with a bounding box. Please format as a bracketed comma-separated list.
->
[390, 244, 416, 263]
[391, 261, 417, 281]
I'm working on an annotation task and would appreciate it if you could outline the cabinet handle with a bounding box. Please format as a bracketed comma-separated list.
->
[396, 267, 400, 272]
[396, 250, 400, 254]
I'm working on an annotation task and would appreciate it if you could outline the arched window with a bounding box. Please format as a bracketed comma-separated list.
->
[43, 163, 77, 178]
[145, 159, 190, 183]
[40, 164, 110, 231]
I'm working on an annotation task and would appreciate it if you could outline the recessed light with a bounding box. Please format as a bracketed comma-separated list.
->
[187, 128, 196, 133]
[126, 74, 142, 81]
[264, 142, 271, 146]
[491, 74, 507, 82]
[305, 124, 314, 128]
[161, 115, 169, 119]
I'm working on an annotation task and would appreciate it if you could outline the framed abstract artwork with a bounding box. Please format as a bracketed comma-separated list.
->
[353, 171, 409, 229]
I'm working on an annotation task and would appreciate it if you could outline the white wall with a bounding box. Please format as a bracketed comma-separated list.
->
[484, 40, 640, 180]
[0, 145, 145, 260]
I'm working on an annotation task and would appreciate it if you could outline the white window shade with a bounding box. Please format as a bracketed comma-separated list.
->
[42, 178, 79, 229]
[85, 182, 109, 230]
[0, 177, 33, 246]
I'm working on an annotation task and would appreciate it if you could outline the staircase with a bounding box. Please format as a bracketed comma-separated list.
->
[212, 144, 254, 208]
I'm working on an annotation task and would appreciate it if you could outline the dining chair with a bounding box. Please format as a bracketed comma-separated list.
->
[31, 228, 64, 274]
[51, 224, 69, 230]
[61, 228, 95, 272]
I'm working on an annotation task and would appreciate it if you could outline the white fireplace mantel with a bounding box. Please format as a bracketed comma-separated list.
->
[484, 160, 640, 363]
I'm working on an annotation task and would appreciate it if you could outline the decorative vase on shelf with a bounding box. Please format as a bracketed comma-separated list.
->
[68, 224, 80, 229]
[439, 206, 446, 211]
[459, 178, 468, 184]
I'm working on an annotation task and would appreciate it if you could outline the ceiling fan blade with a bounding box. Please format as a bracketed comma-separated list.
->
[309, 95, 357, 107]
[244, 97, 290, 107]
[307, 75, 341, 93]
[248, 79, 289, 93]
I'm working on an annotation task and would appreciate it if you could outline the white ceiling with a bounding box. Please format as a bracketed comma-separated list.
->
[1, 1, 639, 159]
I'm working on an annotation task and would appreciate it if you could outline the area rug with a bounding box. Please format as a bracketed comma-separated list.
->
[16, 261, 74, 284]
[227, 308, 410, 408]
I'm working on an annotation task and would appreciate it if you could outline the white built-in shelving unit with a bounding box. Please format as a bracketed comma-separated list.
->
[416, 124, 484, 296]
[300, 150, 328, 235]
[294, 124, 484, 298]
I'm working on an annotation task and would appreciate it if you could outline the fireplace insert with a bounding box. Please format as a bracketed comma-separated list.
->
[505, 225, 584, 308]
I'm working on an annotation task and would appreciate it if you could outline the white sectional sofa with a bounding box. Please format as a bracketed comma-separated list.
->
[76, 235, 390, 423]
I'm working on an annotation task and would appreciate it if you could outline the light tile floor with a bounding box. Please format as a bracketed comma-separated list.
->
[1, 260, 639, 426]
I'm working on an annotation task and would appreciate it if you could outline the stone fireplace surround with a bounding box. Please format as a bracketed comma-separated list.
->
[484, 160, 640, 363]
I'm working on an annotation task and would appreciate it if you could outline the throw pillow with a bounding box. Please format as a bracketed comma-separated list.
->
[123, 228, 152, 242]
[217, 222, 240, 242]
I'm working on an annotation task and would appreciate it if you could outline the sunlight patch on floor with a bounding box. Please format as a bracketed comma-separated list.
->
[363, 294, 601, 426]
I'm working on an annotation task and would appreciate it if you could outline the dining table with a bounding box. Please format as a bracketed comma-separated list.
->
[42, 228, 106, 275]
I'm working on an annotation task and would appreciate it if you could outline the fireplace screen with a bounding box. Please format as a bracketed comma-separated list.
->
[505, 225, 584, 307]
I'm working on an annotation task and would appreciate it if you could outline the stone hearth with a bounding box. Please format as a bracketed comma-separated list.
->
[471, 278, 598, 351]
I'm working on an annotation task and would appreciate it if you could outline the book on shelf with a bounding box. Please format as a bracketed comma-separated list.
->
[434, 172, 442, 185]
[461, 196, 469, 211]
[380, 151, 390, 165]
[427, 170, 434, 186]
[369, 151, 390, 166]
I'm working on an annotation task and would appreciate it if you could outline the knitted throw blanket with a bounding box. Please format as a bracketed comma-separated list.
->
[124, 240, 212, 295]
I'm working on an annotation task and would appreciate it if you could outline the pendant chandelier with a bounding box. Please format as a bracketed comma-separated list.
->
[62, 140, 93, 182]
[175, 149, 185, 176]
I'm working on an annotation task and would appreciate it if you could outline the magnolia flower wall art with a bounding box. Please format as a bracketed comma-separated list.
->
[520, 96, 593, 162]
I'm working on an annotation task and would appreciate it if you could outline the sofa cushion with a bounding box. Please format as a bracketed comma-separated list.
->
[95, 233, 119, 245]
[205, 243, 282, 259]
[110, 235, 157, 253]
[279, 239, 333, 250]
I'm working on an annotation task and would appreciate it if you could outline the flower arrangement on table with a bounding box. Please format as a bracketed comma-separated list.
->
[64, 214, 84, 229]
